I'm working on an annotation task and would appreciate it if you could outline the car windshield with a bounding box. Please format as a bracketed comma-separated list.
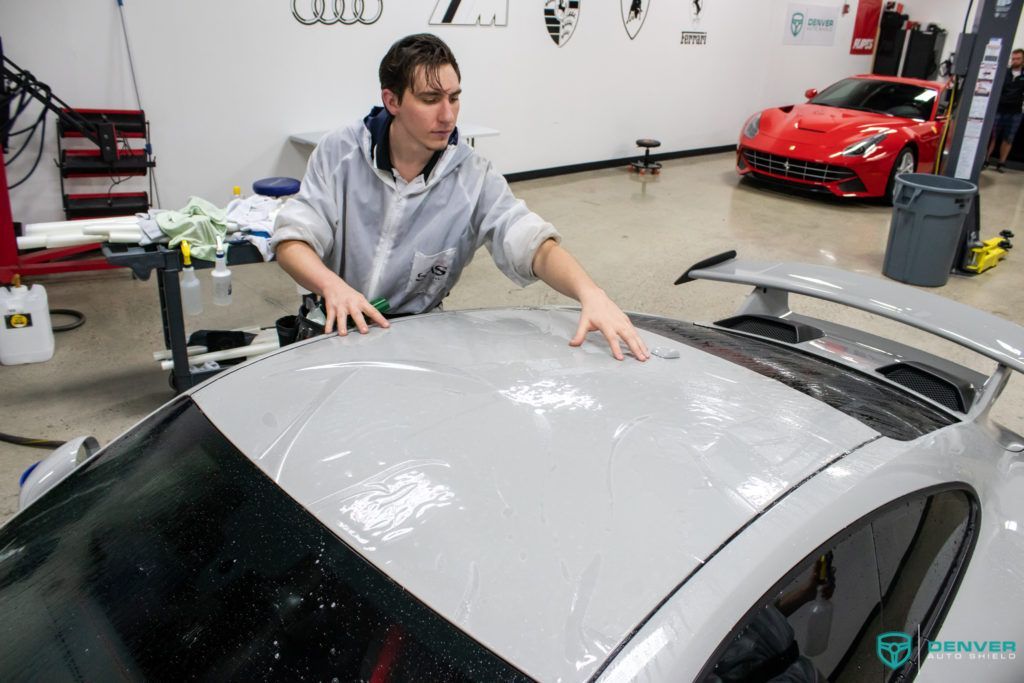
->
[0, 398, 529, 682]
[811, 78, 938, 120]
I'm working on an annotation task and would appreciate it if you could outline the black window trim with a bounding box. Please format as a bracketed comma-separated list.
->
[692, 483, 980, 683]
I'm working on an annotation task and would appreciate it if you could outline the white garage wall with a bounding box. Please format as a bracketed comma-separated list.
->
[0, 0, 973, 223]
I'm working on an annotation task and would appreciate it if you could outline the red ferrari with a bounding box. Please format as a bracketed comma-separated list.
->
[736, 75, 951, 201]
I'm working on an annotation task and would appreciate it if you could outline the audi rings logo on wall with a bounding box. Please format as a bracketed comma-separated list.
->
[291, 0, 382, 25]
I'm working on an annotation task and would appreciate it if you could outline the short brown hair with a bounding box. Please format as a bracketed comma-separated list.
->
[379, 34, 461, 102]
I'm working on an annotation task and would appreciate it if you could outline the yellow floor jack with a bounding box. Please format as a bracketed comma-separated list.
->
[964, 230, 1014, 274]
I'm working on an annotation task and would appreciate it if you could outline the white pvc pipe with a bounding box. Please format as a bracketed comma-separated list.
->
[45, 234, 103, 248]
[24, 216, 137, 234]
[108, 231, 143, 244]
[152, 345, 208, 361]
[82, 224, 140, 236]
[16, 235, 47, 250]
[159, 341, 279, 371]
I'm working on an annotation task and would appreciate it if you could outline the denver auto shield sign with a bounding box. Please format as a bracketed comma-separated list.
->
[783, 3, 838, 46]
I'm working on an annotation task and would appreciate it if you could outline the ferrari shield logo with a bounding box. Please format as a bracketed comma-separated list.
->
[877, 632, 913, 670]
[790, 11, 805, 36]
[621, 0, 650, 40]
[544, 0, 580, 47]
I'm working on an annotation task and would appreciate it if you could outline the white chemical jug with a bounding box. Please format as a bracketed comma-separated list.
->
[0, 283, 55, 365]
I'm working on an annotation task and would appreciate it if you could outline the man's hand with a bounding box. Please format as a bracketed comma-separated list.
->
[275, 239, 389, 336]
[570, 289, 650, 361]
[320, 278, 390, 335]
[531, 239, 648, 361]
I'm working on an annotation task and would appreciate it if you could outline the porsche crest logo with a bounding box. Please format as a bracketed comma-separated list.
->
[621, 0, 650, 40]
[544, 0, 580, 47]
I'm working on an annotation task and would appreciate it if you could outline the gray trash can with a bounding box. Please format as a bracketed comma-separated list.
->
[882, 173, 977, 287]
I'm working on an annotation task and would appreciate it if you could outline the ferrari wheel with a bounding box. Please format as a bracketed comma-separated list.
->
[886, 147, 916, 204]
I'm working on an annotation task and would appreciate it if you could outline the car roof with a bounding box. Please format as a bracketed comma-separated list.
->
[192, 308, 879, 682]
[849, 73, 945, 89]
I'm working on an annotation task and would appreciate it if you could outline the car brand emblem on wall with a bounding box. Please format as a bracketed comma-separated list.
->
[544, 0, 580, 47]
[876, 632, 913, 670]
[790, 11, 805, 36]
[621, 0, 650, 40]
[430, 0, 508, 26]
[292, 0, 383, 25]
[692, 0, 703, 19]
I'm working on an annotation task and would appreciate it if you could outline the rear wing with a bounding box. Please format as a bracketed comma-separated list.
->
[676, 252, 1023, 420]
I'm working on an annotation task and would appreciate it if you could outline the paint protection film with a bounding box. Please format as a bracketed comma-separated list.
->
[0, 399, 529, 682]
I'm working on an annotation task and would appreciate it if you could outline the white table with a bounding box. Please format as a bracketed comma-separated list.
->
[289, 123, 500, 149]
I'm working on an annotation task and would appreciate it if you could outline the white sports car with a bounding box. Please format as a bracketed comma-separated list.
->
[3, 254, 1022, 682]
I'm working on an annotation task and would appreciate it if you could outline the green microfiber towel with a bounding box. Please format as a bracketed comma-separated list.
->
[157, 197, 229, 261]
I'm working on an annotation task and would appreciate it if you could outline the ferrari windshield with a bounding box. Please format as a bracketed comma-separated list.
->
[811, 78, 938, 120]
[0, 399, 528, 682]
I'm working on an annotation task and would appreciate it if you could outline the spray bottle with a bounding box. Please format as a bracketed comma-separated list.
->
[803, 553, 834, 657]
[212, 236, 232, 306]
[180, 240, 203, 316]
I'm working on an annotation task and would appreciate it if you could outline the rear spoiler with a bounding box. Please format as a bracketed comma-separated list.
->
[676, 252, 1023, 419]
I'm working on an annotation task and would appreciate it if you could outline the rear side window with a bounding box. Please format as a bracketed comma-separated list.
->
[629, 315, 957, 441]
[703, 488, 977, 681]
[0, 399, 529, 682]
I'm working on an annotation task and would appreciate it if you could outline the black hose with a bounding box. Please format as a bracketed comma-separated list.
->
[0, 432, 64, 450]
[50, 308, 85, 332]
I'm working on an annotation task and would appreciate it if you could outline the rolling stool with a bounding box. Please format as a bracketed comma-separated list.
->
[629, 139, 662, 175]
[253, 176, 301, 198]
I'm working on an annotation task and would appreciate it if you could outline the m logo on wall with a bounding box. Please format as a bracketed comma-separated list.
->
[783, 3, 837, 46]
[430, 0, 508, 26]
[621, 0, 651, 40]
[544, 0, 580, 47]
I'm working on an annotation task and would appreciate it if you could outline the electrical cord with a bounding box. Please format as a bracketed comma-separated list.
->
[0, 432, 65, 450]
[50, 308, 85, 332]
[7, 116, 46, 189]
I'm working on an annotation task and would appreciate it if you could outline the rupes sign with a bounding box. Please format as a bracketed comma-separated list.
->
[783, 3, 838, 46]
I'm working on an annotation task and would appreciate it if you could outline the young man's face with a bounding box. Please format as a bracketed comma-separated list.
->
[384, 64, 461, 153]
[1012, 51, 1024, 70]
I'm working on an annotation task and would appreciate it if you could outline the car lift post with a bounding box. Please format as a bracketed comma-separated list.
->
[941, 0, 1023, 272]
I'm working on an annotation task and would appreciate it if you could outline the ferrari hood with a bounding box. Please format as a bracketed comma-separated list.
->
[759, 103, 903, 144]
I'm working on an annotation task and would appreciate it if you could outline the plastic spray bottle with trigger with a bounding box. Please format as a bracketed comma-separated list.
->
[180, 240, 203, 316]
[803, 553, 834, 657]
[212, 237, 232, 306]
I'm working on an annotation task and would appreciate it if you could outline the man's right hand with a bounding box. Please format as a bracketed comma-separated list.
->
[275, 239, 390, 336]
[320, 278, 390, 335]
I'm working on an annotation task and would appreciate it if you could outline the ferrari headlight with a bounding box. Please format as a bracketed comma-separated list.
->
[842, 132, 890, 156]
[743, 113, 762, 139]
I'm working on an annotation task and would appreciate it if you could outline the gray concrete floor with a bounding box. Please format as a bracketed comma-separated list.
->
[2, 152, 1022, 523]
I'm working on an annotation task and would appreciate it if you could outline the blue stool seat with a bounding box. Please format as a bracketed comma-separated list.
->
[253, 176, 301, 197]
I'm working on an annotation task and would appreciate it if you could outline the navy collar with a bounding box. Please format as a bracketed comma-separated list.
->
[363, 106, 459, 182]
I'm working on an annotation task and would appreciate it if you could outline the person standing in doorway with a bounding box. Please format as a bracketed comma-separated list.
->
[986, 48, 1024, 173]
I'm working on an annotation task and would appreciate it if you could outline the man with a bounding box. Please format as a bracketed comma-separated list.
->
[272, 34, 648, 362]
[986, 48, 1024, 173]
